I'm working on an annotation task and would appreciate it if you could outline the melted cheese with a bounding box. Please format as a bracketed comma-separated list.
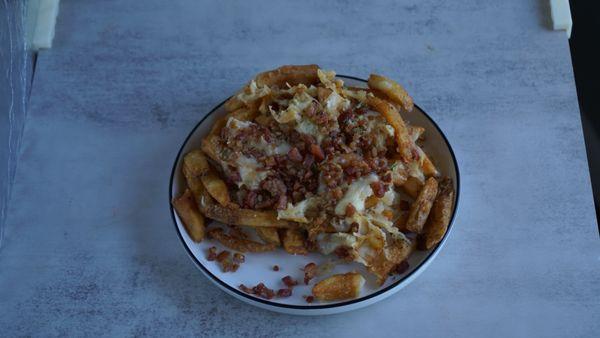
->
[334, 173, 379, 215]
[237, 80, 271, 103]
[236, 156, 267, 189]
[317, 233, 357, 255]
[407, 160, 425, 183]
[226, 117, 253, 131]
[270, 91, 313, 124]
[294, 119, 325, 143]
[277, 197, 315, 223]
[342, 88, 368, 104]
[323, 90, 350, 119]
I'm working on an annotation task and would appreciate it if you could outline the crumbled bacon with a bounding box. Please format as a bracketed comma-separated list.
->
[207, 247, 218, 261]
[304, 295, 315, 303]
[370, 181, 387, 198]
[310, 144, 325, 162]
[216, 250, 230, 263]
[233, 253, 245, 263]
[273, 265, 280, 271]
[345, 203, 356, 217]
[303, 263, 318, 285]
[282, 275, 298, 287]
[288, 147, 303, 162]
[252, 283, 275, 299]
[277, 288, 292, 298]
[334, 246, 354, 262]
[239, 282, 275, 299]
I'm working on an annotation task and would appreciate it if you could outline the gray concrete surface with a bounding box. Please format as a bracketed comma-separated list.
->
[1, 0, 598, 336]
[0, 0, 31, 249]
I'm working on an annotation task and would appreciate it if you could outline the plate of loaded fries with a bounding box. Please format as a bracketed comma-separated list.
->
[170, 65, 460, 315]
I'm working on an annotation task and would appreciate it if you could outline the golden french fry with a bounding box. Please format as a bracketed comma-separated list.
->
[312, 272, 364, 301]
[420, 154, 439, 177]
[405, 177, 438, 234]
[172, 189, 206, 242]
[255, 227, 281, 246]
[367, 235, 414, 285]
[196, 184, 295, 228]
[281, 228, 308, 255]
[421, 178, 454, 250]
[255, 64, 319, 88]
[402, 176, 423, 198]
[183, 150, 233, 207]
[368, 95, 413, 162]
[408, 126, 439, 177]
[208, 228, 276, 253]
[368, 74, 414, 112]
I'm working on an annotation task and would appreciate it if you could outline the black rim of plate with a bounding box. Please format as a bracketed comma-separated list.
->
[169, 75, 461, 310]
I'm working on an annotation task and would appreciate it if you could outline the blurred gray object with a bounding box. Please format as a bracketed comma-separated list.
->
[0, 0, 33, 249]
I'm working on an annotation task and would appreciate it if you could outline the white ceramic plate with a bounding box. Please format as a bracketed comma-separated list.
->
[169, 75, 460, 315]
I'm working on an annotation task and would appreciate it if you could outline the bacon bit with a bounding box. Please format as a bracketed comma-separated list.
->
[310, 144, 325, 162]
[334, 246, 354, 262]
[207, 247, 218, 261]
[273, 194, 286, 210]
[277, 288, 293, 298]
[345, 203, 356, 217]
[244, 190, 258, 209]
[394, 260, 410, 275]
[222, 261, 239, 272]
[273, 265, 280, 271]
[304, 295, 315, 303]
[264, 156, 276, 167]
[240, 282, 276, 299]
[303, 263, 318, 285]
[399, 200, 410, 211]
[370, 181, 386, 198]
[288, 147, 303, 162]
[216, 250, 230, 263]
[382, 172, 392, 183]
[331, 187, 343, 200]
[252, 283, 275, 299]
[233, 253, 245, 263]
[239, 284, 253, 293]
[349, 222, 359, 233]
[282, 275, 298, 287]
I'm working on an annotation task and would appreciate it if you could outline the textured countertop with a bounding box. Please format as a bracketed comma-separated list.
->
[1, 0, 598, 336]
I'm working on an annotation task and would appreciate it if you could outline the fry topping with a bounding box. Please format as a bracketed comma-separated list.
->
[173, 65, 455, 295]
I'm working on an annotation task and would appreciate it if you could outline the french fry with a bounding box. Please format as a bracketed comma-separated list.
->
[183, 150, 233, 207]
[402, 176, 423, 199]
[172, 189, 206, 242]
[208, 228, 276, 253]
[281, 228, 308, 255]
[196, 183, 296, 228]
[312, 272, 365, 301]
[409, 126, 439, 177]
[255, 64, 319, 88]
[405, 177, 438, 234]
[255, 227, 281, 246]
[420, 178, 454, 250]
[368, 74, 414, 112]
[368, 95, 413, 162]
[366, 234, 414, 284]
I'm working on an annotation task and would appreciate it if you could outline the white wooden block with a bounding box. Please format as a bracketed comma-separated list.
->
[550, 0, 572, 38]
